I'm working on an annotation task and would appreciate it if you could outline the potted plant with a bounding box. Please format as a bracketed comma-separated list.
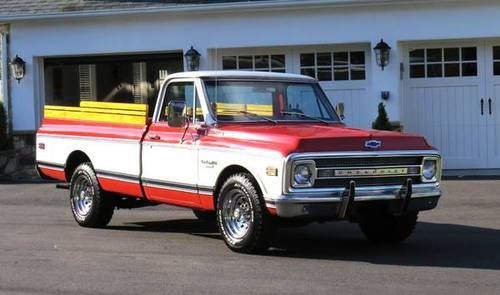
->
[372, 102, 402, 131]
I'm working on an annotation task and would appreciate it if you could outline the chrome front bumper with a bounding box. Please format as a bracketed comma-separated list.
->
[269, 183, 441, 218]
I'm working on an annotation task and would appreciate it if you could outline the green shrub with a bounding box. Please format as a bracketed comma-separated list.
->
[372, 102, 393, 131]
[0, 101, 8, 150]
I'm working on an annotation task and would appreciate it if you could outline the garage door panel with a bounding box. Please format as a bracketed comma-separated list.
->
[487, 84, 500, 167]
[324, 87, 368, 128]
[405, 84, 486, 169]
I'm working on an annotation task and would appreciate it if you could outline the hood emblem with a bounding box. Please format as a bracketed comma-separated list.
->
[365, 140, 382, 149]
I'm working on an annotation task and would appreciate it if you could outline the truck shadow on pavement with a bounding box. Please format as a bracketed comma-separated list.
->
[109, 219, 500, 271]
[269, 221, 500, 271]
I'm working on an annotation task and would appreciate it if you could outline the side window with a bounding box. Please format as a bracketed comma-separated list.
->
[159, 82, 203, 123]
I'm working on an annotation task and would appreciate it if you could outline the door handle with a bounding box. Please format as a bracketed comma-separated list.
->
[481, 98, 484, 116]
[489, 98, 493, 115]
[148, 134, 160, 140]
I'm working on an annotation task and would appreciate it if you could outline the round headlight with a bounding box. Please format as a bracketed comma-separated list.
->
[422, 159, 437, 180]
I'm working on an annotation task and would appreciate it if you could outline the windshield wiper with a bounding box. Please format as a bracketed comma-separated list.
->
[238, 111, 278, 124]
[280, 111, 330, 124]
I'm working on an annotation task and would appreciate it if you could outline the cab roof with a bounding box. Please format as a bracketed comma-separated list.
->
[167, 71, 317, 83]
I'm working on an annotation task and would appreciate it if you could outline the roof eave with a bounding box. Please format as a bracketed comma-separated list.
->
[0, 0, 468, 23]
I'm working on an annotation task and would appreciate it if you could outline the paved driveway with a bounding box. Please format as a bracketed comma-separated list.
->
[0, 180, 499, 295]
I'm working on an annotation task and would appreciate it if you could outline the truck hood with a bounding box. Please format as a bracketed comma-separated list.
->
[212, 123, 433, 155]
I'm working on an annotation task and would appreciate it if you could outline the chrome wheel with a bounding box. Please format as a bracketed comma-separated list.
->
[221, 189, 253, 241]
[71, 174, 94, 218]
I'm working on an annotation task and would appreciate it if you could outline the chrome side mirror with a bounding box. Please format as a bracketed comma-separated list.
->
[336, 103, 345, 120]
[166, 100, 188, 128]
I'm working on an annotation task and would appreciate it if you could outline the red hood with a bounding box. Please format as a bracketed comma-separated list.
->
[207, 123, 433, 155]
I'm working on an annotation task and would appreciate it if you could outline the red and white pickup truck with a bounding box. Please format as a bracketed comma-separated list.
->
[36, 71, 441, 253]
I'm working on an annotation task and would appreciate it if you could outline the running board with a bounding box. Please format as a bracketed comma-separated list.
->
[56, 183, 70, 190]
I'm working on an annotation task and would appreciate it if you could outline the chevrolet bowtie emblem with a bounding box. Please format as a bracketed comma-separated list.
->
[365, 140, 382, 149]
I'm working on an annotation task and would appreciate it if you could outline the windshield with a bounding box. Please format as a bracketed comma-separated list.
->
[204, 80, 340, 123]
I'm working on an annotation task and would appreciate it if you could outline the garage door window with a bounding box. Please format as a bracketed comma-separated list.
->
[300, 51, 366, 81]
[409, 47, 477, 78]
[493, 46, 500, 76]
[222, 55, 286, 72]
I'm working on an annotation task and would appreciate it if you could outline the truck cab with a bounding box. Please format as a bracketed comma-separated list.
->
[36, 71, 441, 253]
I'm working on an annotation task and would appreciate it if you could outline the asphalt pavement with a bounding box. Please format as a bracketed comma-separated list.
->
[0, 180, 499, 295]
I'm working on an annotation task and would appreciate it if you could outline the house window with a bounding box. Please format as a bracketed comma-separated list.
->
[222, 55, 286, 72]
[300, 51, 366, 81]
[44, 53, 183, 116]
[409, 47, 478, 78]
[493, 46, 500, 76]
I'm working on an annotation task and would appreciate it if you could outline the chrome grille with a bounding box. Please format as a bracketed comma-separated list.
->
[312, 156, 423, 188]
[314, 156, 423, 168]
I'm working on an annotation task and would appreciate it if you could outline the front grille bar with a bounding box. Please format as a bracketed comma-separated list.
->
[399, 178, 413, 215]
[338, 180, 356, 219]
[315, 165, 422, 180]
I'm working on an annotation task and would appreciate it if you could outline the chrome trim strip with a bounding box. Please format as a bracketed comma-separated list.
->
[287, 150, 441, 159]
[199, 190, 214, 196]
[36, 161, 65, 170]
[142, 178, 214, 196]
[143, 182, 198, 194]
[97, 174, 140, 184]
[316, 174, 421, 180]
[37, 133, 140, 144]
[316, 164, 422, 170]
[38, 164, 64, 172]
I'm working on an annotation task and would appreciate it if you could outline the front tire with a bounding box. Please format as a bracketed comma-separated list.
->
[216, 173, 272, 253]
[358, 208, 418, 244]
[69, 162, 114, 228]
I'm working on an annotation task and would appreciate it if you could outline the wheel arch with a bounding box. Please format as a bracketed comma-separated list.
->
[65, 150, 92, 182]
[212, 165, 264, 209]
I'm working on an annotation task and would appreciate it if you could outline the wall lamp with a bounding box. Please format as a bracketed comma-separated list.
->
[184, 46, 201, 72]
[374, 39, 391, 71]
[10, 55, 26, 83]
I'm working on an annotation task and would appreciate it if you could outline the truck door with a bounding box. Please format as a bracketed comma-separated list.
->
[141, 79, 203, 208]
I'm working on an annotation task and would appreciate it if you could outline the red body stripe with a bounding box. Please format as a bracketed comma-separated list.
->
[144, 186, 209, 210]
[39, 167, 66, 182]
[267, 207, 278, 216]
[199, 195, 215, 211]
[98, 177, 144, 198]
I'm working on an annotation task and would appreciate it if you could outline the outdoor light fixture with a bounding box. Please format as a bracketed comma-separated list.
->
[184, 46, 201, 71]
[374, 39, 391, 70]
[10, 55, 26, 83]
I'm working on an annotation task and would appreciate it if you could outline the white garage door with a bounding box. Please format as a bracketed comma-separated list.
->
[292, 46, 371, 128]
[217, 45, 371, 128]
[403, 41, 500, 170]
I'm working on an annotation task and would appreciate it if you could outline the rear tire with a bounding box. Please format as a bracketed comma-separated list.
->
[358, 208, 418, 244]
[192, 209, 216, 222]
[69, 162, 114, 228]
[216, 173, 272, 253]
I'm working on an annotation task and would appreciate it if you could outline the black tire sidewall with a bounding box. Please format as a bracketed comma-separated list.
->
[216, 174, 267, 252]
[359, 209, 418, 243]
[70, 163, 113, 227]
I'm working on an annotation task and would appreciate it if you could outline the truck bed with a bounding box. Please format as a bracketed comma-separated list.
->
[36, 101, 149, 197]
